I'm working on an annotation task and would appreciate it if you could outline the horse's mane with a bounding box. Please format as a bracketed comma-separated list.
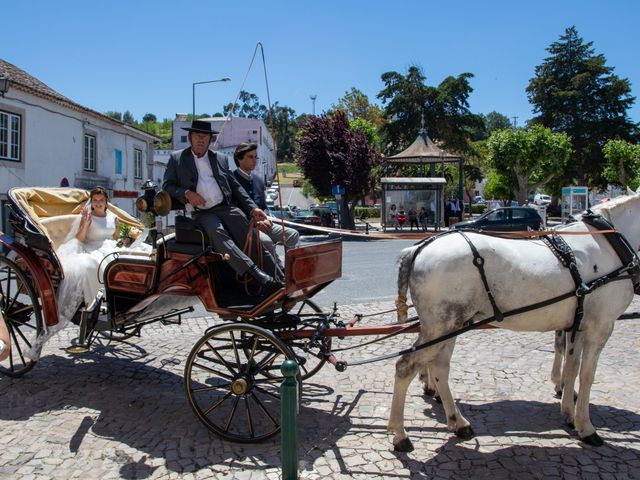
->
[580, 194, 640, 222]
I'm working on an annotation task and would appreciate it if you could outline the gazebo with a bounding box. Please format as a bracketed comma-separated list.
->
[382, 125, 464, 230]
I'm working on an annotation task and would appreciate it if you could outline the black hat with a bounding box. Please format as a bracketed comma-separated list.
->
[181, 120, 219, 135]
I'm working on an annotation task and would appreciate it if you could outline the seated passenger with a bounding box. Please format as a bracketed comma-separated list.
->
[162, 120, 283, 292]
[0, 312, 10, 362]
[232, 142, 299, 262]
[29, 186, 150, 359]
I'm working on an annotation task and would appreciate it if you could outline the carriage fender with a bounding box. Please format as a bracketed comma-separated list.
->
[0, 233, 59, 327]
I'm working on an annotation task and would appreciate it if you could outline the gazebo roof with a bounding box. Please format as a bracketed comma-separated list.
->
[386, 129, 460, 164]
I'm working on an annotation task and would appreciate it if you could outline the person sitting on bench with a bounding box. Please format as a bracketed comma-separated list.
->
[163, 120, 283, 293]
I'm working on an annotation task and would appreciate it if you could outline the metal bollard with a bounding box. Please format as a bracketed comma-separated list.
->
[281, 359, 299, 480]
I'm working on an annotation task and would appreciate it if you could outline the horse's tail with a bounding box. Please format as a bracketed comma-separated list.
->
[396, 245, 419, 322]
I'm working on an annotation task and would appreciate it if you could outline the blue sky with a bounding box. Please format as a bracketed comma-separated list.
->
[4, 0, 639, 126]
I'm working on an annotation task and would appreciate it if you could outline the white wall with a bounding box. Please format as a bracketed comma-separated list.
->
[0, 88, 156, 217]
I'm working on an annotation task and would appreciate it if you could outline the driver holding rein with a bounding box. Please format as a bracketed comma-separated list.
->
[163, 120, 283, 294]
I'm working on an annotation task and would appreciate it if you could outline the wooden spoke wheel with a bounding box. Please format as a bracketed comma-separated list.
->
[184, 323, 298, 442]
[0, 257, 44, 377]
[277, 299, 330, 380]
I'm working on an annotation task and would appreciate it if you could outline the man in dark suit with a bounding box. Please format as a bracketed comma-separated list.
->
[163, 120, 282, 291]
[232, 143, 299, 254]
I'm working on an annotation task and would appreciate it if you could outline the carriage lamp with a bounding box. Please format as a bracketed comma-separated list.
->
[136, 180, 171, 217]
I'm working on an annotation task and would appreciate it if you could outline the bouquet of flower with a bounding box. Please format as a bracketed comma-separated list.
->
[116, 224, 141, 248]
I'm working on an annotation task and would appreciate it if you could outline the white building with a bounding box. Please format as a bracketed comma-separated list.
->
[164, 115, 276, 182]
[0, 58, 160, 232]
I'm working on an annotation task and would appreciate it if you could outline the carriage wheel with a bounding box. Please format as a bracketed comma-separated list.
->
[279, 299, 331, 380]
[0, 256, 44, 377]
[184, 323, 298, 442]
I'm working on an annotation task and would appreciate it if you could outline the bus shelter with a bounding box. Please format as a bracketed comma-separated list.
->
[561, 186, 589, 221]
[381, 177, 446, 231]
[385, 124, 464, 228]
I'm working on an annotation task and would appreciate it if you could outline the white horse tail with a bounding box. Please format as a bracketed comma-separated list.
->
[396, 245, 420, 322]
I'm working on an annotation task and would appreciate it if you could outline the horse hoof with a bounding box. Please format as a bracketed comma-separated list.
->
[434, 395, 442, 404]
[423, 387, 436, 397]
[554, 389, 562, 399]
[394, 437, 414, 452]
[581, 432, 604, 447]
[566, 421, 575, 430]
[456, 425, 475, 441]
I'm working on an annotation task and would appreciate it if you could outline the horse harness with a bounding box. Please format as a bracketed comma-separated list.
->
[345, 212, 640, 368]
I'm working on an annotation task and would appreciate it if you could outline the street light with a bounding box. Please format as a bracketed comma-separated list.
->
[192, 77, 231, 119]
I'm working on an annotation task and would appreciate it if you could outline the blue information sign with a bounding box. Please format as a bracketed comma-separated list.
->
[331, 184, 345, 195]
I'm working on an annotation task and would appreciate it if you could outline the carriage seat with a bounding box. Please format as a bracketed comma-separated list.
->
[40, 215, 79, 250]
[161, 215, 210, 255]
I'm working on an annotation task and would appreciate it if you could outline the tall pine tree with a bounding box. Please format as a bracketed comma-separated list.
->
[526, 26, 638, 187]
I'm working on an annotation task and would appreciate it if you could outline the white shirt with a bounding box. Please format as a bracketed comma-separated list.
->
[0, 340, 5, 354]
[193, 151, 224, 209]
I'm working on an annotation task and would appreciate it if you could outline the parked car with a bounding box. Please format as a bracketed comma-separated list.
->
[534, 193, 551, 206]
[311, 206, 335, 228]
[473, 195, 486, 204]
[323, 201, 338, 215]
[293, 209, 324, 235]
[450, 207, 543, 232]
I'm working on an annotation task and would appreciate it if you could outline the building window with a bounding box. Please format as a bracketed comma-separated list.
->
[134, 148, 143, 179]
[0, 110, 22, 162]
[83, 134, 96, 171]
[115, 149, 123, 175]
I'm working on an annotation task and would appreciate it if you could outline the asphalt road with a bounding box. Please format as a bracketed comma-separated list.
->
[303, 236, 416, 307]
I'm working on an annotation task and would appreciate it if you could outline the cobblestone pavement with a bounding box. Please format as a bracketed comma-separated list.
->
[1, 298, 640, 480]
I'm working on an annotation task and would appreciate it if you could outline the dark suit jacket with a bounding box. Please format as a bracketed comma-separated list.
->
[232, 169, 267, 211]
[163, 148, 257, 215]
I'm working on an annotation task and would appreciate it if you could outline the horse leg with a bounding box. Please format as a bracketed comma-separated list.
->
[574, 331, 612, 447]
[388, 352, 420, 452]
[551, 330, 566, 397]
[429, 340, 474, 440]
[419, 366, 438, 398]
[560, 333, 583, 429]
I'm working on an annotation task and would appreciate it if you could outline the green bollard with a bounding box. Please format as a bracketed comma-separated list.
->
[281, 359, 299, 480]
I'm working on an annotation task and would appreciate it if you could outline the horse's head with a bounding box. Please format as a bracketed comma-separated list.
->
[592, 193, 640, 251]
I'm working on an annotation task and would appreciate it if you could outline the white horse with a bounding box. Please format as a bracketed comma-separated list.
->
[389, 194, 640, 451]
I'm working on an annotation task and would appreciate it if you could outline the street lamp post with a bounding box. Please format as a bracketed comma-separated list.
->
[192, 77, 231, 119]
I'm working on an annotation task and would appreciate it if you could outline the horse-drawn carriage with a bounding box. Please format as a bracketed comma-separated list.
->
[2, 185, 639, 448]
[0, 186, 342, 442]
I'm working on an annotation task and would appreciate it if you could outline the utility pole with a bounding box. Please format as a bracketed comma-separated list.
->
[511, 116, 518, 129]
[310, 95, 317, 116]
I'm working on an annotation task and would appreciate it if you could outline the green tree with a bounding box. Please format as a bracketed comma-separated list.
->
[223, 90, 267, 119]
[295, 111, 381, 228]
[105, 111, 122, 121]
[331, 87, 385, 127]
[483, 170, 513, 203]
[486, 125, 572, 204]
[602, 139, 640, 190]
[122, 110, 136, 125]
[142, 113, 157, 123]
[377, 65, 483, 154]
[526, 26, 638, 186]
[267, 102, 298, 162]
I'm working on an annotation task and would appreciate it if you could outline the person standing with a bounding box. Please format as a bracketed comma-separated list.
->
[232, 143, 300, 254]
[407, 206, 419, 231]
[163, 120, 282, 292]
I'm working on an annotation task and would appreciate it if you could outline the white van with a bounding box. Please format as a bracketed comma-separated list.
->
[534, 193, 551, 206]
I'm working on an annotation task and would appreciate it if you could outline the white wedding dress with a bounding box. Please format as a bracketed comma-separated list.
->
[27, 210, 150, 359]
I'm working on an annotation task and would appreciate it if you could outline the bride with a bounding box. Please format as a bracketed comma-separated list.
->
[28, 186, 150, 358]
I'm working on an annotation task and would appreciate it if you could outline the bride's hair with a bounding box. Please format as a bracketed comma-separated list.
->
[89, 186, 109, 210]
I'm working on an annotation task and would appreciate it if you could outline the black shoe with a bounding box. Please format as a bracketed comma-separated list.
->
[248, 265, 284, 290]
